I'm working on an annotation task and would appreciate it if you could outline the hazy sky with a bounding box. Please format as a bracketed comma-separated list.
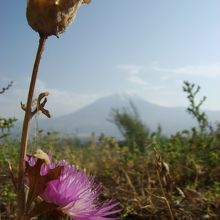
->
[1, 0, 220, 119]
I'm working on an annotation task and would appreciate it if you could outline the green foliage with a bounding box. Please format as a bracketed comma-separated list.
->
[210, 182, 220, 195]
[0, 81, 17, 139]
[0, 139, 18, 219]
[0, 82, 17, 219]
[183, 81, 209, 132]
[110, 101, 149, 152]
[0, 117, 17, 139]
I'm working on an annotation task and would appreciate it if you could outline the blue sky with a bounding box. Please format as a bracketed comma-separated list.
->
[1, 0, 220, 119]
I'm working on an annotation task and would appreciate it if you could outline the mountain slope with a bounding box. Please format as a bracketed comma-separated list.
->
[31, 94, 220, 137]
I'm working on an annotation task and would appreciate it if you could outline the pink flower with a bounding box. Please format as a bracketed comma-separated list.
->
[26, 154, 120, 219]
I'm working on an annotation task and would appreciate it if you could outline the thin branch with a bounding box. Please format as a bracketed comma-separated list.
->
[0, 81, 13, 94]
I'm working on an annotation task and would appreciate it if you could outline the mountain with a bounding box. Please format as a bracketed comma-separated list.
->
[14, 94, 220, 137]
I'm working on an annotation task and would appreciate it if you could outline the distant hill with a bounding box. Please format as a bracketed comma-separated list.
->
[14, 94, 220, 138]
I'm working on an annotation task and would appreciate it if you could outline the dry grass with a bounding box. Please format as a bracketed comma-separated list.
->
[0, 132, 220, 219]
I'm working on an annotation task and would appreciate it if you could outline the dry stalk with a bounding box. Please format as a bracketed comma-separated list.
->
[154, 148, 174, 220]
[121, 168, 143, 209]
[17, 36, 47, 219]
[121, 168, 137, 195]
[156, 169, 174, 220]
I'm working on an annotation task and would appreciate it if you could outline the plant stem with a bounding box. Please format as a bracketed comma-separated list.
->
[156, 170, 174, 220]
[17, 36, 47, 219]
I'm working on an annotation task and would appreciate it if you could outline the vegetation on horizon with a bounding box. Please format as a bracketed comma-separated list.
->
[0, 81, 17, 140]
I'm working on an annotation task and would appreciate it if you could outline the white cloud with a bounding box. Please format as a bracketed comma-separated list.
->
[118, 64, 142, 75]
[128, 75, 148, 86]
[151, 63, 220, 77]
[118, 64, 148, 86]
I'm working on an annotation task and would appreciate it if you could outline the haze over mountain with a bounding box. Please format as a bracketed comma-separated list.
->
[14, 94, 220, 138]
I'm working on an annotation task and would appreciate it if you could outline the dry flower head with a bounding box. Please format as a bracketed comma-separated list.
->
[26, 0, 91, 37]
[33, 149, 51, 165]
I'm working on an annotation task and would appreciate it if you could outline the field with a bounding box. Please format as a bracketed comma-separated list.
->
[1, 125, 220, 219]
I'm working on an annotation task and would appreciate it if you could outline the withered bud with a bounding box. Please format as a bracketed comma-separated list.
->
[26, 0, 91, 37]
[33, 149, 51, 165]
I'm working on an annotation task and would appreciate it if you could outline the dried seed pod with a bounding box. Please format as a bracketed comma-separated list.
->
[33, 149, 51, 165]
[26, 0, 91, 37]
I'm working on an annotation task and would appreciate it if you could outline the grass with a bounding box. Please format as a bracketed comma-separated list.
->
[0, 127, 220, 219]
